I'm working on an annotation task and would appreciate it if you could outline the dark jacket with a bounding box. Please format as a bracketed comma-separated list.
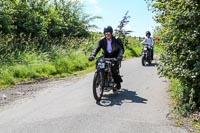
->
[91, 36, 124, 58]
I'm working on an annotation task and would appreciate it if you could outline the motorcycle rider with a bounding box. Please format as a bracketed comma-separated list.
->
[88, 26, 124, 90]
[141, 31, 154, 60]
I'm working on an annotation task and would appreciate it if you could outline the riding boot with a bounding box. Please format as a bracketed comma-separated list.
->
[116, 82, 121, 89]
[113, 75, 122, 90]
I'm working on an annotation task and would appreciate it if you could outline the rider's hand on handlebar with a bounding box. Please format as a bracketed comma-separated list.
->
[88, 56, 95, 61]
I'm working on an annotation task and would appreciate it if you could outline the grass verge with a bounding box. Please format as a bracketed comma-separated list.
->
[0, 35, 141, 89]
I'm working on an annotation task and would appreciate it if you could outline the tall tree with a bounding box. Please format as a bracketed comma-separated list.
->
[0, 0, 100, 38]
[115, 11, 132, 47]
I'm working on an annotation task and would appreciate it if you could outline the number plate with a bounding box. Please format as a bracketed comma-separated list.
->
[99, 63, 105, 69]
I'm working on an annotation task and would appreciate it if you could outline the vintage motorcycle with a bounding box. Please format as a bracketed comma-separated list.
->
[141, 44, 152, 66]
[92, 57, 120, 101]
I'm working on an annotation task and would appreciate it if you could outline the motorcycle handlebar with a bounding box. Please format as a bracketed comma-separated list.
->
[104, 58, 117, 61]
[142, 43, 153, 47]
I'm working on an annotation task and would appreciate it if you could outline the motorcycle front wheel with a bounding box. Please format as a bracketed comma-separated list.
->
[93, 70, 105, 101]
[142, 55, 146, 66]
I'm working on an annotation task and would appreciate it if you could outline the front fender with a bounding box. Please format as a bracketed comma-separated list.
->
[95, 68, 105, 74]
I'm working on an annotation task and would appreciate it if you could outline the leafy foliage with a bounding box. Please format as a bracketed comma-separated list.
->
[0, 32, 141, 88]
[146, 0, 200, 113]
[0, 34, 96, 88]
[115, 11, 133, 52]
[0, 0, 99, 38]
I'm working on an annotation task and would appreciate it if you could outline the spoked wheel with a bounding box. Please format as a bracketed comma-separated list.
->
[93, 71, 104, 101]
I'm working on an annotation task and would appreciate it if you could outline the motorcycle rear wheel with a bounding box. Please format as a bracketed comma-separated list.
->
[93, 71, 104, 101]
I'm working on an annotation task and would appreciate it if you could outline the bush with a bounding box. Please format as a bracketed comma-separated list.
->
[0, 69, 15, 87]
[148, 0, 200, 113]
[171, 79, 196, 115]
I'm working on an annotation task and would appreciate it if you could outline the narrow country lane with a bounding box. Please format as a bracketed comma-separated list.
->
[0, 57, 188, 133]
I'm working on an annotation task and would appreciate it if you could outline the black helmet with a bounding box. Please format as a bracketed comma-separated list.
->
[146, 31, 151, 36]
[103, 26, 113, 34]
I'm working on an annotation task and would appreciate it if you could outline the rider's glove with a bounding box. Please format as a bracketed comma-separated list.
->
[88, 56, 95, 61]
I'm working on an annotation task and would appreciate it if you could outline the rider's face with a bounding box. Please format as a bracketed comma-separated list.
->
[105, 32, 112, 40]
[146, 34, 150, 38]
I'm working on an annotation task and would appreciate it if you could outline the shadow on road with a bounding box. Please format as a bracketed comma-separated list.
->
[96, 88, 148, 107]
[145, 63, 159, 67]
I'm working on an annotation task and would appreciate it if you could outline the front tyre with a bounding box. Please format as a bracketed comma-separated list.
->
[142, 55, 146, 66]
[93, 71, 104, 101]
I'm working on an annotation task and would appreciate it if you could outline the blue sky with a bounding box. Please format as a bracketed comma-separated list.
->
[80, 0, 158, 37]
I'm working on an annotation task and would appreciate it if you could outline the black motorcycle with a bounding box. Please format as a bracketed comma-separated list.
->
[92, 57, 120, 101]
[141, 44, 152, 66]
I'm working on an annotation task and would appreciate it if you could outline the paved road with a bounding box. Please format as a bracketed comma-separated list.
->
[0, 57, 188, 133]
